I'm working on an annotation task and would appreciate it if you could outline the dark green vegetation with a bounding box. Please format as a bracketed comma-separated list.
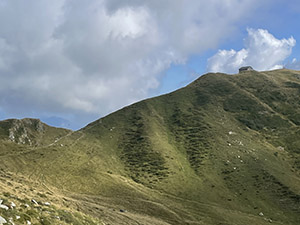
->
[0, 69, 299, 224]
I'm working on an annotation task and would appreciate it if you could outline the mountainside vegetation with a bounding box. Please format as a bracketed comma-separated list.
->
[0, 69, 299, 224]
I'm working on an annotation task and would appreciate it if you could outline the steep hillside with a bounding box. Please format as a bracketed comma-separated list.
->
[0, 69, 299, 225]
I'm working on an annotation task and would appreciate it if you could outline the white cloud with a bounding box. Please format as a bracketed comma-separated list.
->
[207, 28, 296, 74]
[0, 0, 270, 129]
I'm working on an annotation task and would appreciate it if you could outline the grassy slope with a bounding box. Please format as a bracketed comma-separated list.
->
[0, 69, 299, 224]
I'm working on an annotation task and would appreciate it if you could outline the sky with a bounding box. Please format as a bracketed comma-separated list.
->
[0, 0, 300, 130]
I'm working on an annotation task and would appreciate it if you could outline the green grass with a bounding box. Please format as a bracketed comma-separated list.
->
[0, 69, 299, 224]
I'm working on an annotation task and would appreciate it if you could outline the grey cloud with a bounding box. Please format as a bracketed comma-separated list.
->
[0, 0, 269, 129]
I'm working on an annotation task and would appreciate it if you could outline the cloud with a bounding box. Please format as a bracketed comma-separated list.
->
[286, 58, 300, 70]
[0, 0, 269, 129]
[207, 28, 296, 74]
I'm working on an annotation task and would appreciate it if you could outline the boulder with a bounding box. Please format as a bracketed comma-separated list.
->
[44, 202, 51, 206]
[0, 216, 7, 224]
[31, 199, 38, 205]
[0, 205, 8, 210]
[10, 202, 16, 208]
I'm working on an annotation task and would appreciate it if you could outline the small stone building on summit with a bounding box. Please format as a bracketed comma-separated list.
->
[239, 66, 254, 73]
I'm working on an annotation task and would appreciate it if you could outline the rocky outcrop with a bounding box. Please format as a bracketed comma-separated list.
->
[0, 118, 71, 147]
[7, 119, 45, 145]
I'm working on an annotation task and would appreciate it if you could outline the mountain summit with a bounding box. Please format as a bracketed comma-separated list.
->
[0, 69, 299, 224]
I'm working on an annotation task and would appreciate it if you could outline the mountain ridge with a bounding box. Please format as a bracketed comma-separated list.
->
[0, 68, 299, 224]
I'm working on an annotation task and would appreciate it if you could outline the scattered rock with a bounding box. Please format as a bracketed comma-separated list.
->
[0, 205, 9, 210]
[26, 220, 31, 225]
[0, 216, 7, 224]
[31, 199, 38, 205]
[120, 209, 126, 213]
[44, 202, 51, 206]
[259, 212, 264, 216]
[277, 146, 284, 151]
[15, 216, 20, 220]
[10, 202, 16, 208]
[8, 218, 14, 225]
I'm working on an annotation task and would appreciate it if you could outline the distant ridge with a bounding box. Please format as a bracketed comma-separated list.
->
[0, 118, 70, 146]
